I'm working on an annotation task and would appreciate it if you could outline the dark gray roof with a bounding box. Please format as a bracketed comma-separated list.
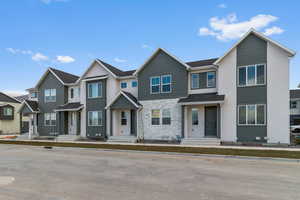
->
[15, 94, 29, 102]
[25, 100, 39, 112]
[56, 102, 83, 111]
[0, 92, 20, 103]
[123, 91, 141, 106]
[50, 68, 80, 84]
[97, 59, 136, 77]
[178, 93, 225, 103]
[186, 58, 218, 67]
[290, 90, 300, 99]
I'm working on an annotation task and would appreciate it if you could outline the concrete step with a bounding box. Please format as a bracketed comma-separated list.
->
[56, 135, 81, 142]
[107, 135, 137, 143]
[181, 138, 220, 146]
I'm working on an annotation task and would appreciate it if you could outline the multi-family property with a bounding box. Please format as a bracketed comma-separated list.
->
[19, 29, 296, 144]
[290, 89, 300, 126]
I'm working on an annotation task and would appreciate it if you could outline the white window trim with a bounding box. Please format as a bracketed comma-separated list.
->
[151, 109, 172, 126]
[206, 71, 216, 88]
[87, 82, 102, 99]
[238, 63, 266, 87]
[150, 76, 161, 94]
[162, 108, 171, 125]
[3, 107, 13, 116]
[120, 82, 127, 89]
[44, 113, 56, 127]
[44, 89, 56, 103]
[88, 111, 103, 127]
[191, 73, 200, 89]
[161, 75, 172, 93]
[121, 111, 127, 126]
[238, 104, 266, 126]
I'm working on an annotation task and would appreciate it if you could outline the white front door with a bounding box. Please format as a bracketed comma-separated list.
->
[191, 108, 201, 138]
[68, 112, 77, 135]
[29, 114, 37, 138]
[120, 110, 131, 136]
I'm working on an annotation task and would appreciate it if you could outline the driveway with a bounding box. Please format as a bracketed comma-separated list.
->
[0, 144, 299, 200]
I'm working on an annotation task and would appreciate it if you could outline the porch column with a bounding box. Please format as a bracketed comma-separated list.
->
[107, 108, 111, 137]
[184, 106, 188, 139]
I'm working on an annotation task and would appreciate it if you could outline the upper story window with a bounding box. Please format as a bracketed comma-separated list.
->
[121, 82, 127, 89]
[150, 76, 161, 94]
[88, 82, 102, 98]
[291, 101, 298, 109]
[161, 75, 172, 93]
[45, 89, 56, 102]
[3, 107, 13, 116]
[191, 74, 200, 89]
[31, 92, 37, 98]
[207, 72, 216, 88]
[70, 88, 74, 99]
[238, 64, 265, 87]
[132, 80, 138, 88]
[238, 104, 266, 125]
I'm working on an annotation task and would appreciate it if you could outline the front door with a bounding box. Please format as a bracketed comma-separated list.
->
[191, 108, 201, 138]
[68, 112, 77, 135]
[120, 110, 131, 136]
[205, 106, 218, 137]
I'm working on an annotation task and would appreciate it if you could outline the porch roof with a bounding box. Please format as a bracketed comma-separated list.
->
[18, 100, 40, 114]
[55, 102, 83, 112]
[178, 93, 225, 105]
[105, 91, 141, 110]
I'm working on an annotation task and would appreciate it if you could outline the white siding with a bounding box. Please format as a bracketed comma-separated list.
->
[68, 86, 80, 103]
[118, 78, 138, 97]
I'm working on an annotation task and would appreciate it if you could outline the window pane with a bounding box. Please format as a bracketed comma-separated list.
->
[256, 65, 265, 84]
[247, 105, 256, 124]
[152, 85, 160, 93]
[162, 85, 171, 92]
[191, 74, 199, 89]
[162, 109, 171, 125]
[239, 106, 246, 124]
[132, 81, 137, 87]
[192, 109, 198, 125]
[257, 105, 265, 125]
[98, 111, 102, 126]
[239, 68, 246, 86]
[162, 75, 171, 84]
[121, 82, 127, 88]
[45, 89, 50, 97]
[98, 83, 102, 97]
[93, 83, 98, 97]
[151, 77, 160, 85]
[247, 66, 255, 85]
[207, 72, 216, 88]
[51, 89, 56, 96]
[151, 110, 160, 125]
[121, 111, 127, 125]
[291, 101, 297, 109]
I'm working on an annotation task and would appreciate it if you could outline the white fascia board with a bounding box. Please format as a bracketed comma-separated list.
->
[178, 100, 224, 106]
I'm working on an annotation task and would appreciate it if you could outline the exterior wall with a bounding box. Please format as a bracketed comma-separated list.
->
[118, 78, 138, 97]
[290, 99, 300, 115]
[138, 50, 188, 100]
[188, 69, 217, 94]
[217, 49, 237, 142]
[110, 95, 137, 110]
[68, 85, 80, 103]
[139, 98, 182, 141]
[0, 102, 21, 134]
[267, 42, 290, 144]
[37, 72, 67, 136]
[236, 34, 267, 142]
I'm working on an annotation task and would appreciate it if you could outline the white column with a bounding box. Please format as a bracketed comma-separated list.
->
[184, 106, 188, 139]
[107, 108, 111, 138]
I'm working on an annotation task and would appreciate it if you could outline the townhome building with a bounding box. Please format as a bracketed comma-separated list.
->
[19, 29, 295, 144]
[290, 89, 300, 126]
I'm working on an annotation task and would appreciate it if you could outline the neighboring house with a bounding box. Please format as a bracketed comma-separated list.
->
[15, 94, 30, 134]
[19, 29, 295, 144]
[290, 89, 300, 125]
[0, 92, 23, 134]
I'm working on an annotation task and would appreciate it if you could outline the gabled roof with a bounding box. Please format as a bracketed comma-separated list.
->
[105, 91, 141, 109]
[214, 28, 296, 65]
[55, 102, 83, 112]
[186, 58, 218, 68]
[290, 89, 300, 99]
[133, 48, 191, 76]
[35, 67, 79, 88]
[19, 100, 39, 113]
[15, 94, 29, 102]
[0, 92, 21, 103]
[178, 93, 225, 105]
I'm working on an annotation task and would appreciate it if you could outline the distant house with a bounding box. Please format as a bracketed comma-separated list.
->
[290, 90, 300, 125]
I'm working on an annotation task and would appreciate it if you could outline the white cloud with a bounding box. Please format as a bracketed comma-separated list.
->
[264, 26, 284, 36]
[199, 13, 283, 41]
[56, 55, 75, 63]
[32, 53, 49, 62]
[114, 57, 127, 63]
[6, 48, 32, 55]
[40, 0, 69, 4]
[141, 44, 153, 50]
[2, 90, 26, 97]
[218, 3, 227, 8]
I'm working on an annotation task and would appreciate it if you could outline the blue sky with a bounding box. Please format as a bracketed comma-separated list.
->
[0, 0, 299, 96]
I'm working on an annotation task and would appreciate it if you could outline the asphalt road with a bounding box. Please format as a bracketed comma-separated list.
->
[0, 144, 299, 200]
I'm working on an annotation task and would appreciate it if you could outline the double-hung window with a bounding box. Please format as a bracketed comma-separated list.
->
[191, 73, 200, 89]
[291, 101, 298, 109]
[132, 80, 138, 88]
[161, 75, 172, 93]
[88, 82, 102, 98]
[88, 111, 102, 126]
[207, 72, 216, 88]
[150, 77, 160, 94]
[44, 113, 56, 126]
[238, 64, 265, 87]
[162, 109, 171, 125]
[3, 107, 13, 116]
[238, 104, 266, 125]
[45, 89, 56, 102]
[151, 109, 160, 125]
[121, 82, 127, 89]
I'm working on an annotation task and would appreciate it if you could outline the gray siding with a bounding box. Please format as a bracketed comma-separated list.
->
[21, 105, 33, 115]
[86, 80, 107, 139]
[236, 33, 267, 142]
[138, 50, 188, 100]
[110, 95, 137, 110]
[37, 72, 67, 136]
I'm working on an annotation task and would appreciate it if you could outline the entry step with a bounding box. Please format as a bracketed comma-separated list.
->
[56, 135, 81, 142]
[181, 138, 220, 146]
[107, 136, 137, 143]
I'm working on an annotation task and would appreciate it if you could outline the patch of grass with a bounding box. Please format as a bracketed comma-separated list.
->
[0, 140, 300, 159]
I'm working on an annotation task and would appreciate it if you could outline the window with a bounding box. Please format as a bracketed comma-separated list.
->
[207, 71, 216, 88]
[70, 88, 74, 99]
[121, 111, 127, 125]
[44, 113, 56, 126]
[31, 92, 37, 98]
[151, 109, 160, 125]
[88, 111, 102, 126]
[291, 101, 298, 109]
[191, 73, 200, 89]
[192, 109, 199, 125]
[44, 89, 56, 102]
[3, 107, 13, 116]
[162, 109, 171, 125]
[132, 80, 138, 88]
[161, 75, 172, 93]
[121, 82, 127, 89]
[150, 77, 160, 94]
[238, 64, 265, 87]
[238, 104, 266, 125]
[88, 82, 102, 98]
